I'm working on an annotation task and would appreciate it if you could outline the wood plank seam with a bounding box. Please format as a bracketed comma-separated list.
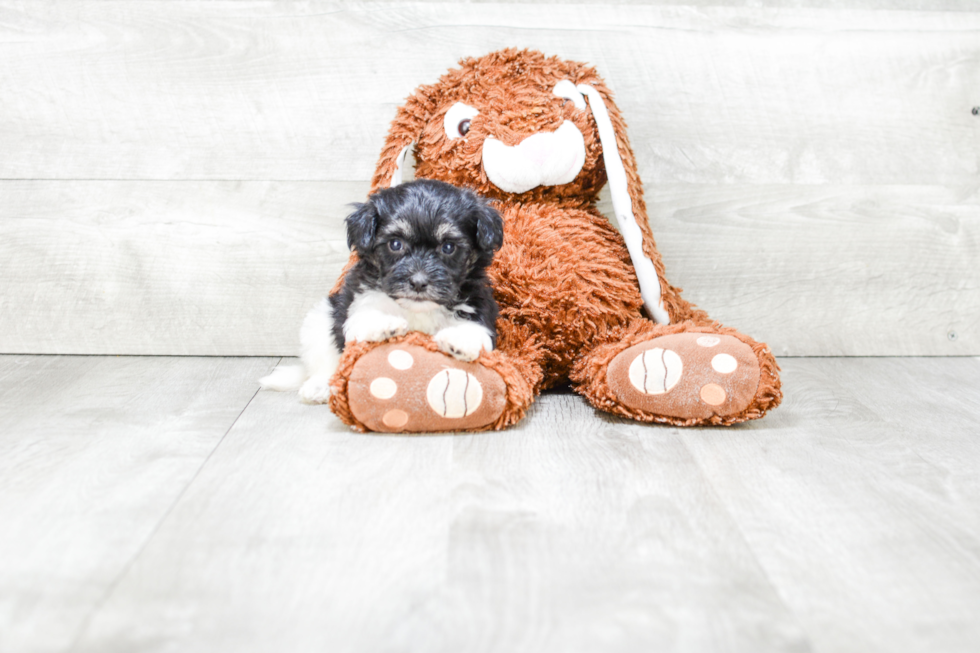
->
[62, 370, 274, 651]
[677, 431, 818, 652]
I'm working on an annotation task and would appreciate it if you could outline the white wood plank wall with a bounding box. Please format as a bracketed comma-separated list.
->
[1, 2, 977, 356]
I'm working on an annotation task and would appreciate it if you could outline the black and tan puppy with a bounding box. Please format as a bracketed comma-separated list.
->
[261, 179, 504, 403]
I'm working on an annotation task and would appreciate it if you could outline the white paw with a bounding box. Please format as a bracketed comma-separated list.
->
[299, 374, 332, 404]
[434, 324, 493, 362]
[345, 313, 409, 343]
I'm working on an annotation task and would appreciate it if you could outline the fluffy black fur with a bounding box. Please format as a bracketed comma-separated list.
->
[329, 179, 504, 351]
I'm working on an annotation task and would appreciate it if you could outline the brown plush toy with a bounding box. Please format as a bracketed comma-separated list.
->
[329, 48, 781, 432]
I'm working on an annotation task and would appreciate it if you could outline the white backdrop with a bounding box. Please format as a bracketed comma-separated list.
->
[1, 1, 977, 355]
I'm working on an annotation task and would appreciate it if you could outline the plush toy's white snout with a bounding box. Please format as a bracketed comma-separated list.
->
[479, 80, 588, 195]
[481, 121, 586, 194]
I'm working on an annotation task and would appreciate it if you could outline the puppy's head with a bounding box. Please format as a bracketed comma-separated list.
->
[346, 179, 503, 308]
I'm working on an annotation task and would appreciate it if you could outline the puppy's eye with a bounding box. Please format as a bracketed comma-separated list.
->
[441, 242, 456, 255]
[444, 102, 479, 140]
[388, 239, 403, 252]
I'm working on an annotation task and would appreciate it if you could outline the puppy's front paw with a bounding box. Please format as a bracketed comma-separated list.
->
[299, 374, 332, 404]
[345, 314, 409, 343]
[434, 324, 493, 362]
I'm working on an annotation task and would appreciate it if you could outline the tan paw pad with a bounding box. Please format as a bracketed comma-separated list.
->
[347, 344, 506, 433]
[608, 333, 761, 420]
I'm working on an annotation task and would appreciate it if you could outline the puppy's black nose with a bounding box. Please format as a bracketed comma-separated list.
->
[409, 273, 429, 292]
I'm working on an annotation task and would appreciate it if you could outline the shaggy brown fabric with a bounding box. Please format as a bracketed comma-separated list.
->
[328, 48, 781, 431]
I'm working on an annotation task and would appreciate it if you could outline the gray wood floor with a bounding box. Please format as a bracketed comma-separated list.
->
[1, 355, 978, 653]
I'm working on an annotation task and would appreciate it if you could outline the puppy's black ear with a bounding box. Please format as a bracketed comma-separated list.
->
[345, 201, 379, 253]
[475, 202, 504, 253]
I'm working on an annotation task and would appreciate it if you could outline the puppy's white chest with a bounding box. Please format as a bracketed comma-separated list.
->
[343, 290, 492, 362]
[344, 291, 453, 343]
[399, 300, 458, 334]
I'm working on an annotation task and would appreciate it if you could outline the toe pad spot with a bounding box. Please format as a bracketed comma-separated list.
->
[388, 349, 414, 370]
[628, 348, 683, 395]
[382, 409, 409, 428]
[711, 353, 738, 374]
[700, 383, 727, 406]
[426, 369, 483, 418]
[370, 377, 397, 399]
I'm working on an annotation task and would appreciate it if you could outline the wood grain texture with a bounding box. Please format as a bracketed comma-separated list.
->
[1, 2, 976, 356]
[71, 379, 463, 653]
[0, 354, 971, 652]
[681, 356, 980, 653]
[408, 0, 980, 7]
[0, 180, 357, 355]
[77, 0, 980, 8]
[394, 400, 809, 652]
[70, 367, 809, 653]
[1, 180, 975, 356]
[0, 354, 275, 653]
[647, 184, 980, 357]
[0, 2, 976, 185]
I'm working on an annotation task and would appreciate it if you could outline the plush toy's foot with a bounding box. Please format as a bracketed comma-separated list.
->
[608, 332, 761, 421]
[344, 343, 508, 433]
[574, 326, 781, 426]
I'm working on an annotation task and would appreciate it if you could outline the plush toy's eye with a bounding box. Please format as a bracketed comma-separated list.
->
[441, 242, 456, 255]
[444, 102, 479, 140]
[388, 239, 403, 252]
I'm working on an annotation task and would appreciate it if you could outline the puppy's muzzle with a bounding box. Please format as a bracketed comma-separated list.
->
[386, 255, 454, 304]
[409, 272, 429, 293]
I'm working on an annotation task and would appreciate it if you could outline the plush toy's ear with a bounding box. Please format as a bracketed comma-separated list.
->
[370, 89, 436, 193]
[475, 201, 504, 253]
[345, 201, 379, 254]
[577, 83, 673, 325]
